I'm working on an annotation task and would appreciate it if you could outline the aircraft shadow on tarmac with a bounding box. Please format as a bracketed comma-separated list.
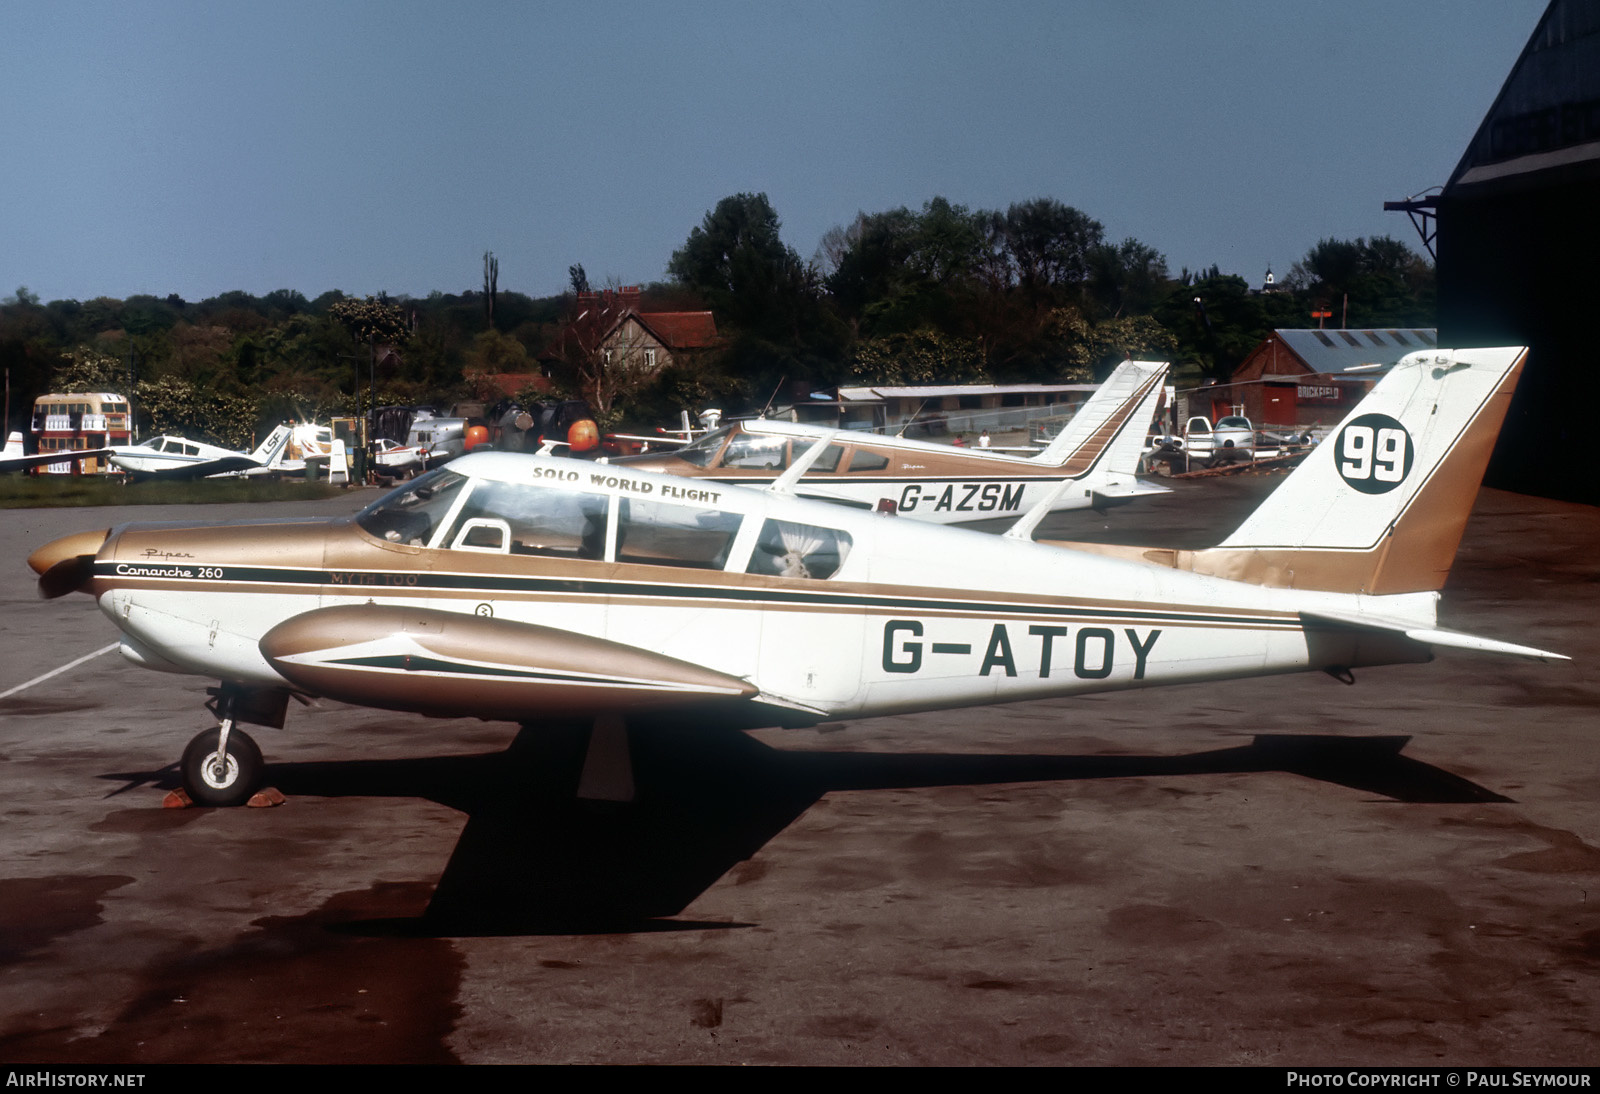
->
[108, 728, 1510, 936]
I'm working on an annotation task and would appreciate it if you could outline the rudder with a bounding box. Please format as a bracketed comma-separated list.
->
[1194, 346, 1528, 594]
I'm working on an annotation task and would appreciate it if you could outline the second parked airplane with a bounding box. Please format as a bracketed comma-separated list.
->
[617, 359, 1169, 524]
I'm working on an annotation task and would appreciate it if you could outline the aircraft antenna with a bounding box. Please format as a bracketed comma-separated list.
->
[758, 376, 787, 420]
[895, 400, 929, 438]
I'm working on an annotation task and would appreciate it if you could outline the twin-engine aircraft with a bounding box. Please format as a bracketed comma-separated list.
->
[27, 346, 1561, 808]
[616, 359, 1170, 523]
[3, 422, 331, 480]
[108, 421, 338, 479]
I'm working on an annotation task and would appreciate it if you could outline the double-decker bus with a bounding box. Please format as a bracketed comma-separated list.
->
[30, 393, 132, 473]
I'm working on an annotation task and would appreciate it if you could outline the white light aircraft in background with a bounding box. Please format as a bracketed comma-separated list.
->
[617, 359, 1171, 523]
[108, 422, 336, 479]
[27, 346, 1561, 814]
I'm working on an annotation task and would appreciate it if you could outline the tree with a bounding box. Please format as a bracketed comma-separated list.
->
[1286, 235, 1434, 327]
[328, 295, 411, 347]
[668, 192, 812, 334]
[849, 329, 987, 385]
[483, 251, 499, 328]
[1000, 198, 1104, 300]
[825, 199, 990, 338]
[50, 346, 126, 392]
[1087, 238, 1170, 318]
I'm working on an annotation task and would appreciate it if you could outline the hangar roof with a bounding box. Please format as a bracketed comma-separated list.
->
[1447, 0, 1600, 194]
[1272, 328, 1438, 375]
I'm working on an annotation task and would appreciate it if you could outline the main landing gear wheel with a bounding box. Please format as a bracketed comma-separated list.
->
[181, 726, 264, 807]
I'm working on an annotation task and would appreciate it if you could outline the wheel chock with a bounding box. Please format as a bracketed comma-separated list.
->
[162, 789, 194, 809]
[247, 787, 286, 808]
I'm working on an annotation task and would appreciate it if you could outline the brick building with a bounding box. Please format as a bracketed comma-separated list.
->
[1204, 327, 1438, 429]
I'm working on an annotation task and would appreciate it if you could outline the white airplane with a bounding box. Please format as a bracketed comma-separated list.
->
[26, 346, 1561, 813]
[106, 422, 336, 479]
[616, 359, 1171, 522]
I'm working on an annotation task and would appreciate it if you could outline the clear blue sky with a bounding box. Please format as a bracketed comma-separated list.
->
[0, 0, 1548, 305]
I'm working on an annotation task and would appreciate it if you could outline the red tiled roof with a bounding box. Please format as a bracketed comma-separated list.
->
[545, 290, 719, 358]
[637, 311, 718, 349]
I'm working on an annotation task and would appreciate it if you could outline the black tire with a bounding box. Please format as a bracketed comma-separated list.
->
[180, 728, 264, 807]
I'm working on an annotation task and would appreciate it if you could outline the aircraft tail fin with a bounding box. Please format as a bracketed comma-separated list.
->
[3, 431, 23, 458]
[1191, 346, 1528, 595]
[250, 423, 294, 467]
[1031, 359, 1168, 475]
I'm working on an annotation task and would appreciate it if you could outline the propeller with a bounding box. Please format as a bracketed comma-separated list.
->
[27, 529, 109, 599]
[37, 554, 97, 599]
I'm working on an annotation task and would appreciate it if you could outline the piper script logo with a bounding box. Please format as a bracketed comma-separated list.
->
[1336, 413, 1414, 494]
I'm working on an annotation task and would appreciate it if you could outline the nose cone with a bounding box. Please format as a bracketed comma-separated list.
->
[29, 528, 109, 599]
[27, 528, 110, 577]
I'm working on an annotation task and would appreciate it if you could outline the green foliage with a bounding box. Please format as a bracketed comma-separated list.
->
[668, 192, 814, 337]
[463, 329, 531, 375]
[1001, 308, 1177, 383]
[51, 346, 128, 392]
[328, 295, 411, 347]
[828, 201, 993, 337]
[850, 329, 988, 385]
[1286, 235, 1434, 327]
[136, 375, 260, 448]
[1002, 197, 1104, 298]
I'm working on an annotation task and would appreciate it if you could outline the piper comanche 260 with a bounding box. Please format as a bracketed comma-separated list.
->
[616, 358, 1171, 523]
[26, 346, 1561, 808]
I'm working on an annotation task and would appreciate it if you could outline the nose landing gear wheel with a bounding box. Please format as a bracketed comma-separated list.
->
[181, 727, 264, 807]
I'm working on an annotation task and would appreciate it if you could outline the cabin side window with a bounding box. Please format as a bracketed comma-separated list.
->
[745, 519, 852, 580]
[443, 480, 609, 559]
[808, 443, 847, 472]
[616, 498, 743, 570]
[843, 449, 890, 472]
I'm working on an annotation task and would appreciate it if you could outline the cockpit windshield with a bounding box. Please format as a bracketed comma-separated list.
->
[719, 431, 789, 470]
[675, 426, 731, 468]
[355, 469, 469, 546]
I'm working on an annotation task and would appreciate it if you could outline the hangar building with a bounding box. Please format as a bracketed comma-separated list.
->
[1434, 0, 1600, 503]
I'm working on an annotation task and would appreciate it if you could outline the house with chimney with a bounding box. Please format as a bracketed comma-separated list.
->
[545, 286, 719, 396]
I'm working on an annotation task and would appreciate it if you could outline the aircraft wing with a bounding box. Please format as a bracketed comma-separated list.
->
[1299, 609, 1567, 663]
[260, 604, 759, 719]
[119, 455, 263, 481]
[0, 448, 116, 473]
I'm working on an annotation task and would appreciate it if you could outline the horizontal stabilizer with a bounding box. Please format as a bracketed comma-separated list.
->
[1300, 609, 1568, 663]
[1092, 481, 1171, 506]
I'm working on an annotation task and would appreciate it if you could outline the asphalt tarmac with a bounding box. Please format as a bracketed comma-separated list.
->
[0, 476, 1596, 1066]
